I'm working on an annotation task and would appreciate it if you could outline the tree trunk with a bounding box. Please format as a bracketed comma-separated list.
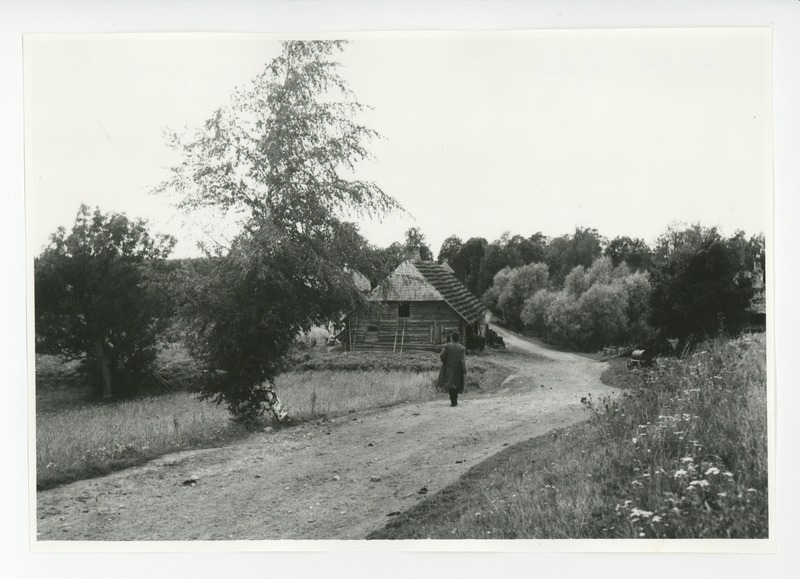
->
[93, 339, 113, 399]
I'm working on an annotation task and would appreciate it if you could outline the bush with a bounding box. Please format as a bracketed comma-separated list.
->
[576, 283, 629, 349]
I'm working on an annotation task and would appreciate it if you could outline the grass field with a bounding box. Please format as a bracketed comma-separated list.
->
[36, 348, 506, 490]
[370, 333, 768, 539]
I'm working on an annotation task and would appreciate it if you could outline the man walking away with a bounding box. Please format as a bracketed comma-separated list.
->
[438, 331, 467, 406]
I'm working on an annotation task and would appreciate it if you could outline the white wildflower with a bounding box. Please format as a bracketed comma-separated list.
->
[689, 479, 710, 488]
[673, 469, 688, 478]
[652, 515, 662, 523]
[630, 508, 654, 519]
[705, 467, 720, 476]
[681, 456, 694, 464]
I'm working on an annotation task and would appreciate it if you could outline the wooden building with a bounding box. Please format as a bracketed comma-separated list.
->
[344, 260, 488, 352]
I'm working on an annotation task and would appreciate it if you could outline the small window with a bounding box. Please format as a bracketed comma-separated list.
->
[365, 324, 379, 343]
[398, 303, 410, 318]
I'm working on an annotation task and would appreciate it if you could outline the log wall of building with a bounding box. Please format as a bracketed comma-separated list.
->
[346, 301, 466, 352]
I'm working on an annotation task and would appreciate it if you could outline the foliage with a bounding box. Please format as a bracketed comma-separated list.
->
[475, 232, 548, 296]
[157, 40, 399, 241]
[496, 262, 549, 327]
[576, 282, 629, 347]
[545, 227, 605, 286]
[157, 41, 399, 421]
[455, 237, 489, 295]
[178, 225, 367, 421]
[649, 226, 755, 339]
[604, 235, 654, 271]
[437, 235, 463, 265]
[563, 265, 590, 297]
[34, 204, 176, 398]
[403, 226, 433, 261]
[481, 266, 512, 311]
[520, 257, 654, 350]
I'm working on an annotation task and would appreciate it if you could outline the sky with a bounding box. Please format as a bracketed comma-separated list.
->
[25, 29, 771, 258]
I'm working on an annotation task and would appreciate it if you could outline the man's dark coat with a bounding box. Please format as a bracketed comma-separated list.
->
[438, 341, 467, 393]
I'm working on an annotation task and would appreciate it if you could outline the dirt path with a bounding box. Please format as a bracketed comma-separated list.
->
[36, 329, 616, 541]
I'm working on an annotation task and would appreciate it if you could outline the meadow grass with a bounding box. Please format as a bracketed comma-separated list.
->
[276, 370, 437, 421]
[370, 333, 768, 539]
[36, 392, 248, 490]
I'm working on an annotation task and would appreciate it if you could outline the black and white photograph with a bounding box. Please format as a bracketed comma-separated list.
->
[7, 2, 800, 576]
[25, 27, 773, 549]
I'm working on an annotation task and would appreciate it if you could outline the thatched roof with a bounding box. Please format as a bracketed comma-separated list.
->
[370, 260, 487, 325]
[370, 261, 443, 302]
[349, 269, 371, 292]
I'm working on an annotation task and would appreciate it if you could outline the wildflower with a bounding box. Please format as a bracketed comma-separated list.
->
[717, 492, 727, 498]
[747, 488, 757, 493]
[681, 457, 694, 463]
[632, 438, 638, 444]
[705, 467, 720, 476]
[723, 471, 734, 477]
[652, 515, 662, 523]
[630, 508, 653, 518]
[639, 532, 645, 537]
[673, 469, 688, 478]
[689, 480, 710, 488]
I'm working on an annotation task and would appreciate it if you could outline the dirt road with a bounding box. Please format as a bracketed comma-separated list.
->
[36, 329, 615, 541]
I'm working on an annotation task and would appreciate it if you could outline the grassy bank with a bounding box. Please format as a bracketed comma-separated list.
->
[37, 349, 507, 490]
[370, 333, 768, 539]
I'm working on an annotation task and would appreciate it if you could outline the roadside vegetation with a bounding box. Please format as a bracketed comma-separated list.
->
[370, 333, 767, 539]
[36, 347, 507, 490]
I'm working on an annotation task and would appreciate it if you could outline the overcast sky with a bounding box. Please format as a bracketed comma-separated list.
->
[25, 29, 771, 258]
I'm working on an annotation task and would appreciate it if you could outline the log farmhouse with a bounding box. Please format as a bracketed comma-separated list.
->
[344, 260, 489, 352]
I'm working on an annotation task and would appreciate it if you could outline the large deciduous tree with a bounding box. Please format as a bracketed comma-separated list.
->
[649, 226, 755, 340]
[545, 227, 605, 287]
[35, 205, 176, 398]
[157, 40, 400, 421]
[402, 227, 433, 261]
[604, 235, 653, 271]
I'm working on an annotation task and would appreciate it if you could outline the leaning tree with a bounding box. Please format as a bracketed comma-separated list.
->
[157, 40, 401, 422]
